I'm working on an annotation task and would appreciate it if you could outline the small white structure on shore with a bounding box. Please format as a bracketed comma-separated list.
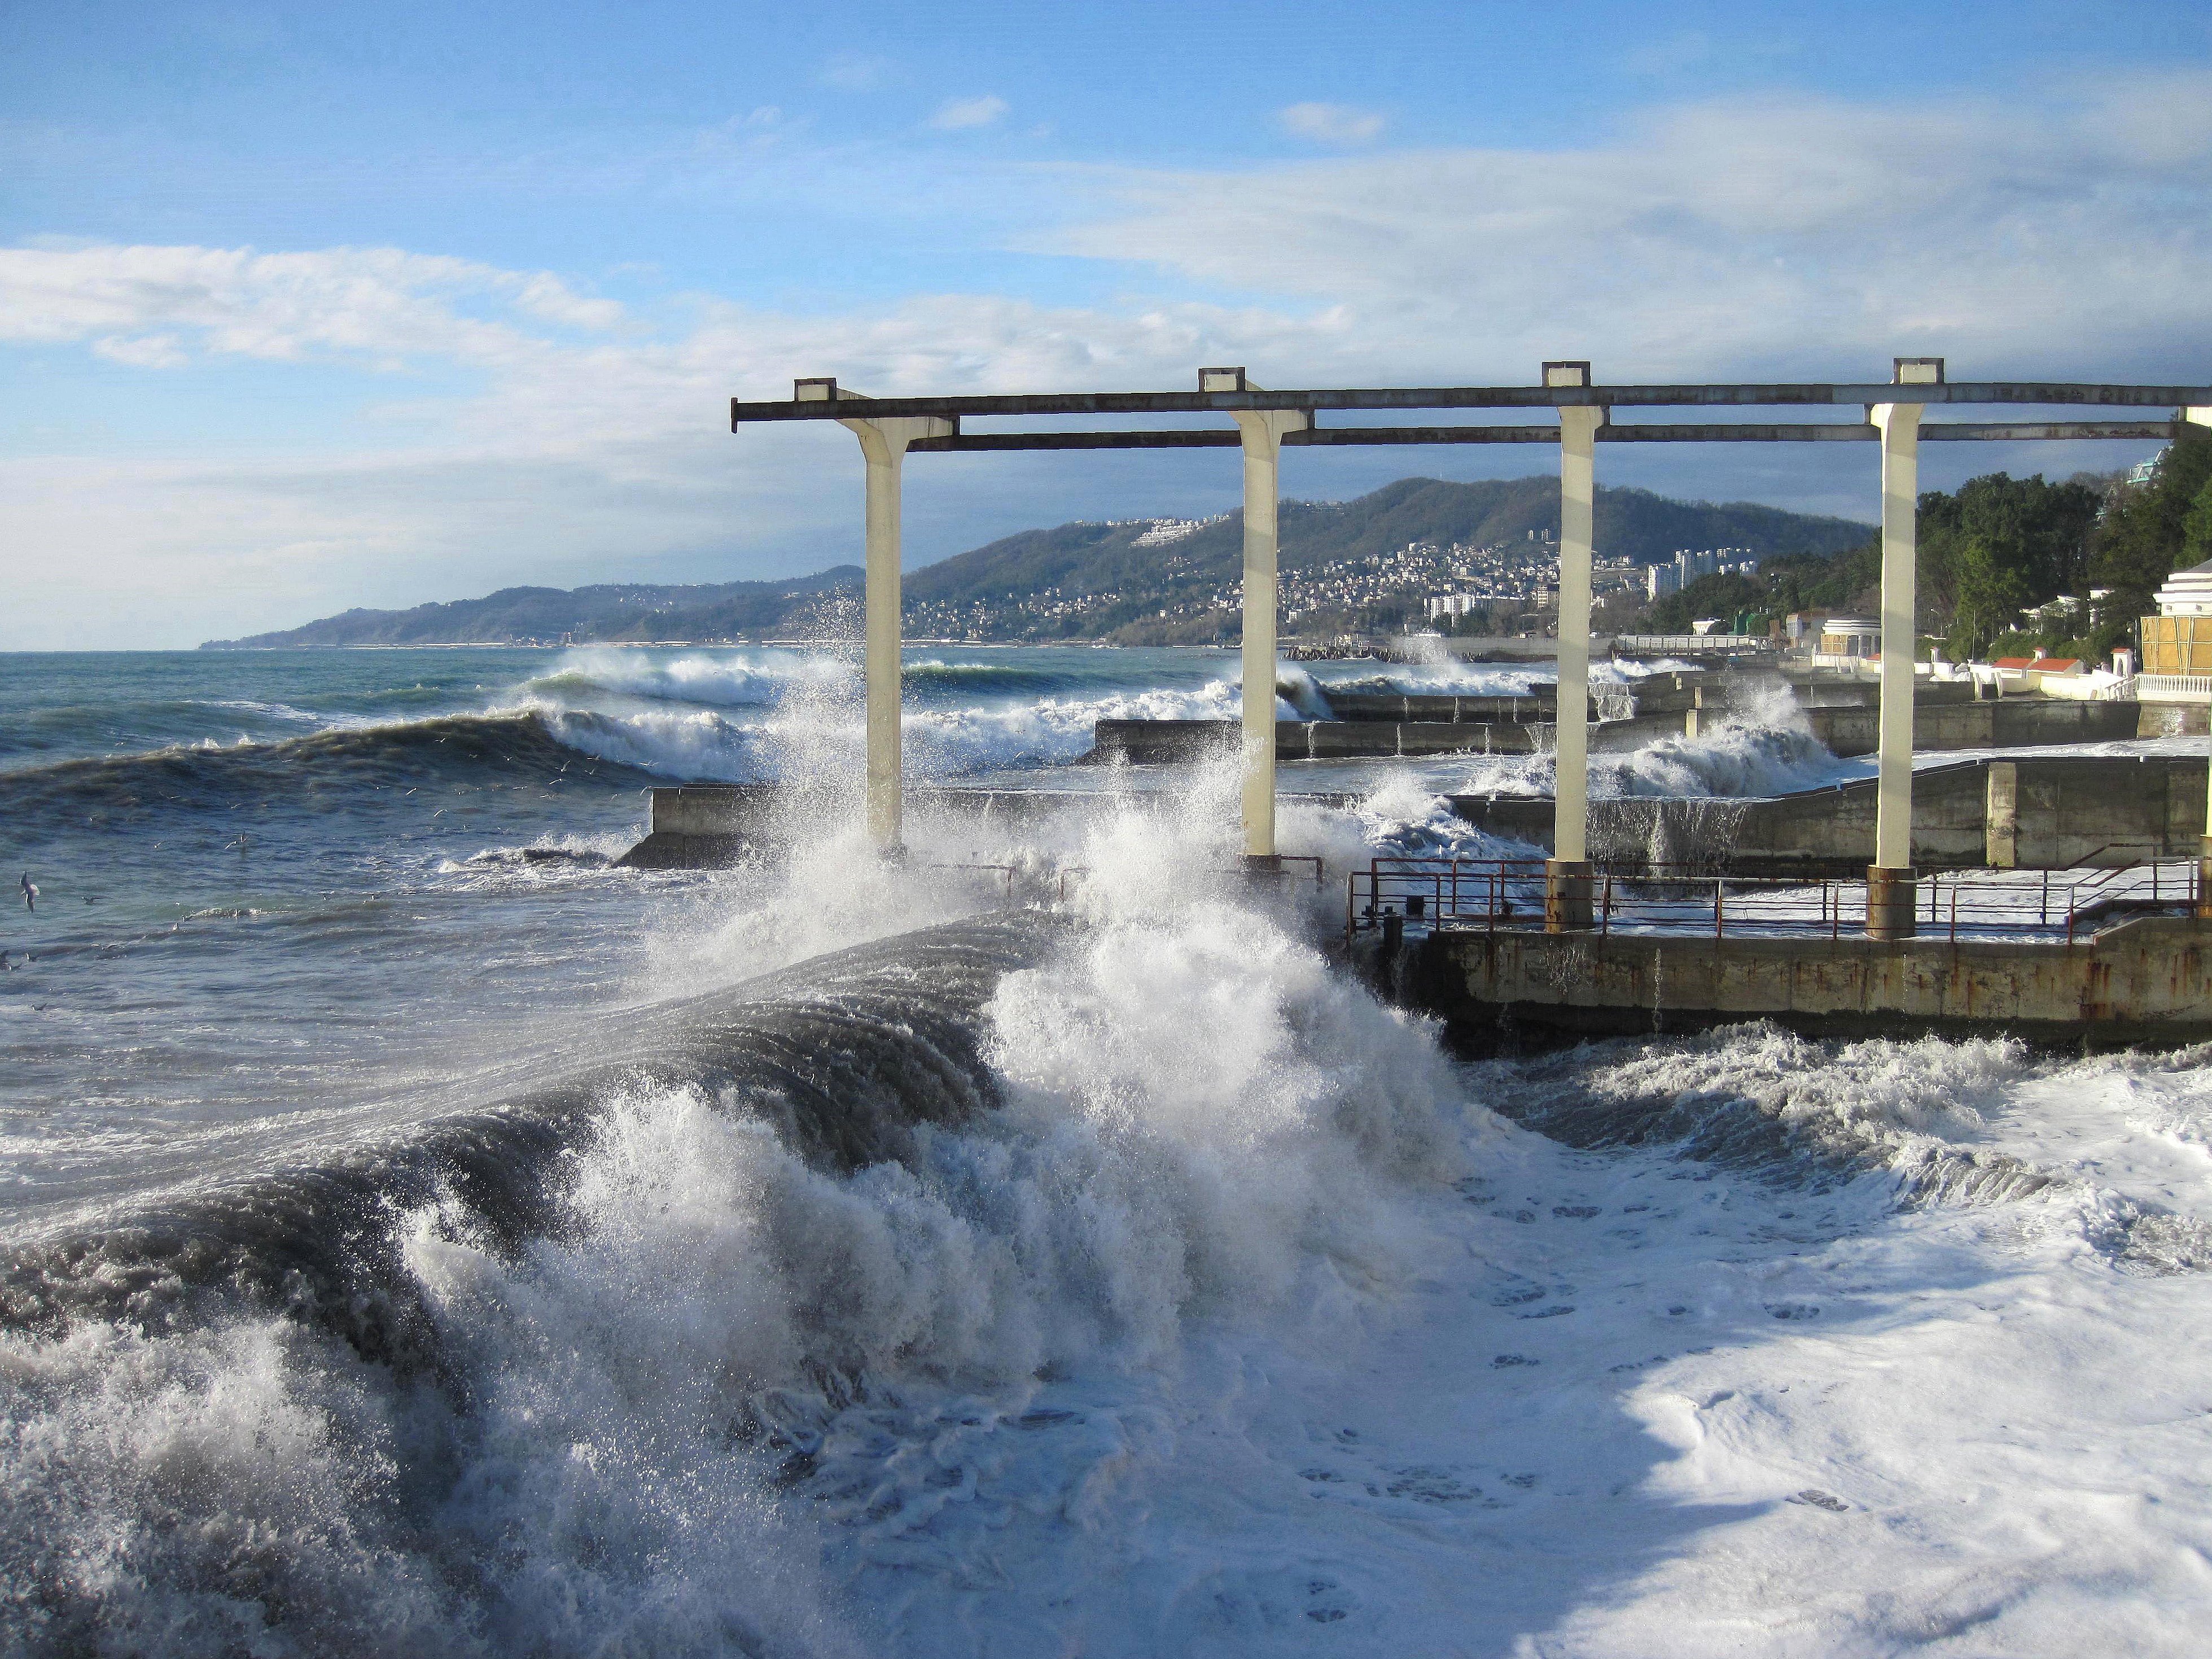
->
[2155, 558, 2212, 616]
[1819, 615, 1881, 658]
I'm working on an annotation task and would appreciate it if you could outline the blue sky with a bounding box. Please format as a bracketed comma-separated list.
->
[5, 1, 2210, 647]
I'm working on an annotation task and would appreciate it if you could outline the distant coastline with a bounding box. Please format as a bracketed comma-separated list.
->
[202, 474, 1869, 651]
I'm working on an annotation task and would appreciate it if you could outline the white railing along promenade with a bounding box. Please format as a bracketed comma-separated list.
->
[1613, 633, 1768, 654]
[2136, 673, 2212, 704]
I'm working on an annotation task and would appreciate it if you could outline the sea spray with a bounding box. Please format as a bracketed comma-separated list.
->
[0, 859, 1479, 1652]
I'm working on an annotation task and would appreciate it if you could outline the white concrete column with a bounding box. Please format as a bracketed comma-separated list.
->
[1870, 401, 1925, 870]
[1230, 404, 1308, 860]
[1867, 356, 1941, 939]
[1553, 406, 1601, 865]
[1545, 363, 1601, 930]
[831, 400, 953, 853]
[2192, 406, 2212, 913]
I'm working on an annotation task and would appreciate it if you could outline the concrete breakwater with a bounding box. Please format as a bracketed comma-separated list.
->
[1796, 697, 2140, 756]
[1091, 669, 1709, 763]
[614, 756, 2207, 874]
[1447, 754, 2210, 874]
[614, 781, 1368, 868]
[1092, 672, 2143, 767]
[1090, 715, 1684, 764]
[1386, 914, 2212, 1049]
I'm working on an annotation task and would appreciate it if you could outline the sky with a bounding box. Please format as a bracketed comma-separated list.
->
[3, 1, 2210, 649]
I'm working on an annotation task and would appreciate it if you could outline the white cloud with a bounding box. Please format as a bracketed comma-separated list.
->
[5, 68, 2209, 647]
[930, 94, 1008, 132]
[1052, 71, 2212, 382]
[1279, 102, 1385, 145]
[821, 52, 892, 91]
[0, 243, 627, 371]
[91, 332, 187, 368]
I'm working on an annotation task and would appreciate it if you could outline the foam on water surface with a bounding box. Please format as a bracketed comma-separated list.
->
[10, 646, 2212, 1654]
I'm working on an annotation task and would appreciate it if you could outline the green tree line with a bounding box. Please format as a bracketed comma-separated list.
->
[1639, 426, 2212, 662]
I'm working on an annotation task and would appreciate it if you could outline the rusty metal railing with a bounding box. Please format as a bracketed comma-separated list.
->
[1346, 856, 2201, 946]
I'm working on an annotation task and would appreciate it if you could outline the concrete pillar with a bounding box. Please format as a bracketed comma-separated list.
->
[1986, 760, 2018, 870]
[2193, 406, 2212, 908]
[1226, 387, 1308, 862]
[1867, 357, 1940, 939]
[821, 385, 953, 853]
[1547, 362, 1601, 930]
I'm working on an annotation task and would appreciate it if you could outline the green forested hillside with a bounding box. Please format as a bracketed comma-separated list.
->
[202, 569, 865, 648]
[204, 474, 1871, 647]
[904, 476, 1868, 609]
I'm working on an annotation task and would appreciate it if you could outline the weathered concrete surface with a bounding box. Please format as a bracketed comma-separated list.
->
[1777, 669, 1976, 709]
[2141, 702, 2212, 738]
[1090, 716, 1683, 764]
[1448, 754, 2210, 873]
[617, 781, 1308, 868]
[616, 783, 778, 867]
[1802, 698, 2140, 756]
[1326, 692, 1556, 723]
[1396, 914, 2212, 1048]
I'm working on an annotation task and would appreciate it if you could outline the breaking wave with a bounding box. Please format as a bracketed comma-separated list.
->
[0, 713, 660, 835]
[1443, 702, 1845, 803]
[1470, 1024, 2212, 1273]
[0, 899, 1466, 1652]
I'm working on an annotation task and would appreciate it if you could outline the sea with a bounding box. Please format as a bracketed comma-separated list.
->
[5, 642, 2212, 1656]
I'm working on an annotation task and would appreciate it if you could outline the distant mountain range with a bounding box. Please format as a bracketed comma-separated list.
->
[201, 475, 1872, 649]
[201, 567, 864, 650]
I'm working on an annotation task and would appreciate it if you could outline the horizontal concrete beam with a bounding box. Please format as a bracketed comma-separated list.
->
[899, 419, 2182, 452]
[734, 382, 2212, 423]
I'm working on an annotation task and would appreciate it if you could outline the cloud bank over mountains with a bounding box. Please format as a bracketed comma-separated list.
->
[5, 68, 2209, 647]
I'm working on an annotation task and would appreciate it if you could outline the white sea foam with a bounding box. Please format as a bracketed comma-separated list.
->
[0, 848, 1468, 1652]
[19, 647, 2212, 1654]
[515, 673, 1322, 783]
[528, 646, 851, 709]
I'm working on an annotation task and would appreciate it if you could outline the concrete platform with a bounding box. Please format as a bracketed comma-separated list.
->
[1448, 753, 2210, 874]
[1388, 914, 2212, 1049]
[614, 780, 1365, 867]
[1089, 716, 1684, 764]
[1799, 698, 2140, 756]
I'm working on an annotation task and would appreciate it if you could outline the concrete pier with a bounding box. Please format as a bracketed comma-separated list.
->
[1389, 915, 2212, 1048]
[1090, 690, 2134, 767]
[1090, 713, 1683, 765]
[1444, 753, 2211, 876]
[1799, 697, 2139, 755]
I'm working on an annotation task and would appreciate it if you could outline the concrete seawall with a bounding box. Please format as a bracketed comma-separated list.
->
[1798, 698, 2140, 756]
[1392, 915, 2212, 1048]
[1091, 716, 1682, 764]
[1447, 754, 2210, 873]
[615, 781, 1322, 868]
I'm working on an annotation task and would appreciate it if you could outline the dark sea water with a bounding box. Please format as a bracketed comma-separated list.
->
[0, 645, 1262, 1227]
